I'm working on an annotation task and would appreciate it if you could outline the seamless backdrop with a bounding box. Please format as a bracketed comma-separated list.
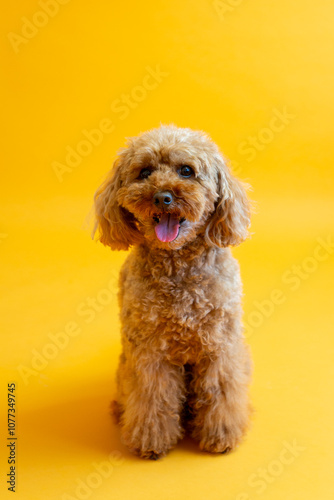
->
[1, 1, 334, 499]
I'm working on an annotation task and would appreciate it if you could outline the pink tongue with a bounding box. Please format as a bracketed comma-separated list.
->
[155, 213, 180, 242]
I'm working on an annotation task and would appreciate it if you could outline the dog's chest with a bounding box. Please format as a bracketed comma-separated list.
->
[121, 249, 234, 363]
[138, 274, 224, 363]
[120, 245, 241, 364]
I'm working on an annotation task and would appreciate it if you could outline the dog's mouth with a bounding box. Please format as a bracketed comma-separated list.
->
[152, 213, 186, 243]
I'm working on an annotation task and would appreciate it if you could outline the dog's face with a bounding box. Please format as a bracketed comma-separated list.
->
[94, 126, 250, 251]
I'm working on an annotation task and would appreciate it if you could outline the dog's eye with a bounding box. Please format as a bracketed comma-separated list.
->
[179, 165, 194, 178]
[139, 168, 152, 179]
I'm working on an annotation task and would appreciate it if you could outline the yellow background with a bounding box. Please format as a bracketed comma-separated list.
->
[1, 1, 334, 499]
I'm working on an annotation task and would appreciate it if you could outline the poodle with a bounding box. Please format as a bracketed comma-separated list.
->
[93, 125, 252, 459]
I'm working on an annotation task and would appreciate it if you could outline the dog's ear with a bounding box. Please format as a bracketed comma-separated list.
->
[93, 155, 142, 251]
[205, 155, 250, 247]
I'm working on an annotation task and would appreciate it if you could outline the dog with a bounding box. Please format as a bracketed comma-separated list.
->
[94, 125, 252, 459]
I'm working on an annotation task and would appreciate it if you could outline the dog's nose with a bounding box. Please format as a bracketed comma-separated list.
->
[153, 191, 173, 207]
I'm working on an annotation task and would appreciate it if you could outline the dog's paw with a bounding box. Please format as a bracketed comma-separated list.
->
[141, 449, 166, 460]
[123, 437, 171, 460]
[199, 427, 241, 454]
[121, 418, 183, 460]
[221, 447, 231, 454]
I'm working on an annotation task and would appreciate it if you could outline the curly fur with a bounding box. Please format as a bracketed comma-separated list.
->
[94, 125, 252, 459]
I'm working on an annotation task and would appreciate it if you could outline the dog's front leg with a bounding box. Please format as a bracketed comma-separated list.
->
[190, 342, 252, 454]
[117, 353, 185, 459]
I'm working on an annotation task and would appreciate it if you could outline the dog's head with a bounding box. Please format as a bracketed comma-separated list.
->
[94, 125, 250, 251]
